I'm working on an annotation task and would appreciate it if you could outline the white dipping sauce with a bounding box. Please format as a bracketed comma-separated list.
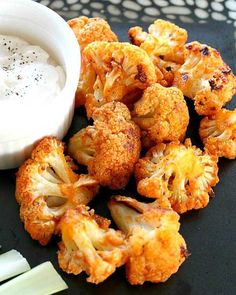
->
[0, 35, 65, 102]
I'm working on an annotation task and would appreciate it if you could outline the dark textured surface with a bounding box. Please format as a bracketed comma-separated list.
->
[0, 22, 236, 295]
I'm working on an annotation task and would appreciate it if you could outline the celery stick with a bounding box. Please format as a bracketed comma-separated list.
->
[0, 261, 68, 295]
[0, 250, 30, 282]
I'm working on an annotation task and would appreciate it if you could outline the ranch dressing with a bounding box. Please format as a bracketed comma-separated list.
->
[0, 34, 65, 103]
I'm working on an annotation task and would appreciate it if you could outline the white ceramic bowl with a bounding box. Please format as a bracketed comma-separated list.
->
[0, 0, 81, 169]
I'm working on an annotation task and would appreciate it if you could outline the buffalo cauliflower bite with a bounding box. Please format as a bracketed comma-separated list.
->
[132, 83, 189, 146]
[82, 41, 157, 117]
[68, 16, 118, 107]
[173, 42, 236, 115]
[135, 139, 219, 214]
[108, 195, 188, 285]
[128, 19, 188, 86]
[194, 64, 236, 115]
[68, 16, 118, 51]
[57, 206, 127, 284]
[16, 137, 99, 245]
[68, 102, 141, 189]
[199, 109, 236, 159]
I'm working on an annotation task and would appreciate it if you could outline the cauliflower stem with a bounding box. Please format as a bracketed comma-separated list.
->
[108, 195, 188, 285]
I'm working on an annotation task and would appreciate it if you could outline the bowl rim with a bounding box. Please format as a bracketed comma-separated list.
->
[0, 0, 81, 141]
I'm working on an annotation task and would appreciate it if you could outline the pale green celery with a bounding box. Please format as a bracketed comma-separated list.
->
[0, 261, 68, 295]
[0, 250, 30, 282]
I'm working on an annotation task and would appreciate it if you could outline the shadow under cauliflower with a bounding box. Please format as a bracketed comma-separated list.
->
[132, 83, 189, 147]
[108, 195, 188, 285]
[57, 205, 127, 284]
[16, 137, 99, 245]
[135, 139, 219, 214]
[199, 108, 236, 159]
[68, 16, 118, 108]
[68, 102, 141, 189]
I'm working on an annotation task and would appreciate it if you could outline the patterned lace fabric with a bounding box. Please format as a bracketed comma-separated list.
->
[36, 0, 236, 48]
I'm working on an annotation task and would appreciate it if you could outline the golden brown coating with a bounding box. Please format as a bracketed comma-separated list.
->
[68, 16, 118, 108]
[194, 64, 236, 115]
[173, 42, 236, 115]
[135, 139, 219, 214]
[16, 137, 99, 245]
[57, 206, 127, 284]
[108, 196, 188, 285]
[68, 102, 141, 189]
[199, 109, 236, 159]
[82, 41, 157, 117]
[68, 16, 118, 51]
[128, 19, 187, 86]
[132, 83, 189, 146]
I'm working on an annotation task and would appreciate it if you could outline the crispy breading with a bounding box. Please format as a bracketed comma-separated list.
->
[199, 109, 236, 159]
[57, 206, 127, 284]
[173, 42, 236, 115]
[108, 196, 188, 285]
[82, 41, 157, 117]
[16, 137, 99, 245]
[132, 83, 189, 146]
[135, 139, 219, 214]
[128, 19, 187, 86]
[68, 16, 118, 107]
[68, 102, 141, 189]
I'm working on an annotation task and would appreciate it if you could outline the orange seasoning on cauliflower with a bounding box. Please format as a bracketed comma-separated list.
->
[68, 102, 141, 189]
[108, 195, 189, 285]
[57, 205, 128, 284]
[132, 83, 189, 147]
[129, 19, 188, 86]
[82, 41, 157, 117]
[68, 16, 118, 107]
[173, 41, 236, 115]
[135, 139, 219, 214]
[199, 108, 236, 159]
[15, 137, 99, 245]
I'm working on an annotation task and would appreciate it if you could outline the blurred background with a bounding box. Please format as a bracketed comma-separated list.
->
[35, 0, 236, 49]
[35, 0, 236, 24]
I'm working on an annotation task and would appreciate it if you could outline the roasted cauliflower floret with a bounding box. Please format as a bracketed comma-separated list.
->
[68, 102, 141, 189]
[173, 42, 236, 115]
[68, 16, 118, 107]
[57, 206, 127, 284]
[199, 109, 236, 159]
[132, 83, 189, 146]
[16, 137, 99, 245]
[108, 195, 188, 285]
[194, 64, 236, 115]
[68, 16, 118, 51]
[129, 19, 187, 86]
[135, 139, 219, 214]
[82, 41, 157, 117]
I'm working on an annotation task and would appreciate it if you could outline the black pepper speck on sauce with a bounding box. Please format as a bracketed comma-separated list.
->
[0, 34, 65, 101]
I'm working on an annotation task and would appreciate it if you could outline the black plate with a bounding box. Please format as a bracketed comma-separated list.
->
[0, 21, 236, 295]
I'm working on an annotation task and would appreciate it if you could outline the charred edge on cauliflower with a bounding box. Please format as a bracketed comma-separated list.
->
[82, 41, 157, 117]
[173, 42, 236, 115]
